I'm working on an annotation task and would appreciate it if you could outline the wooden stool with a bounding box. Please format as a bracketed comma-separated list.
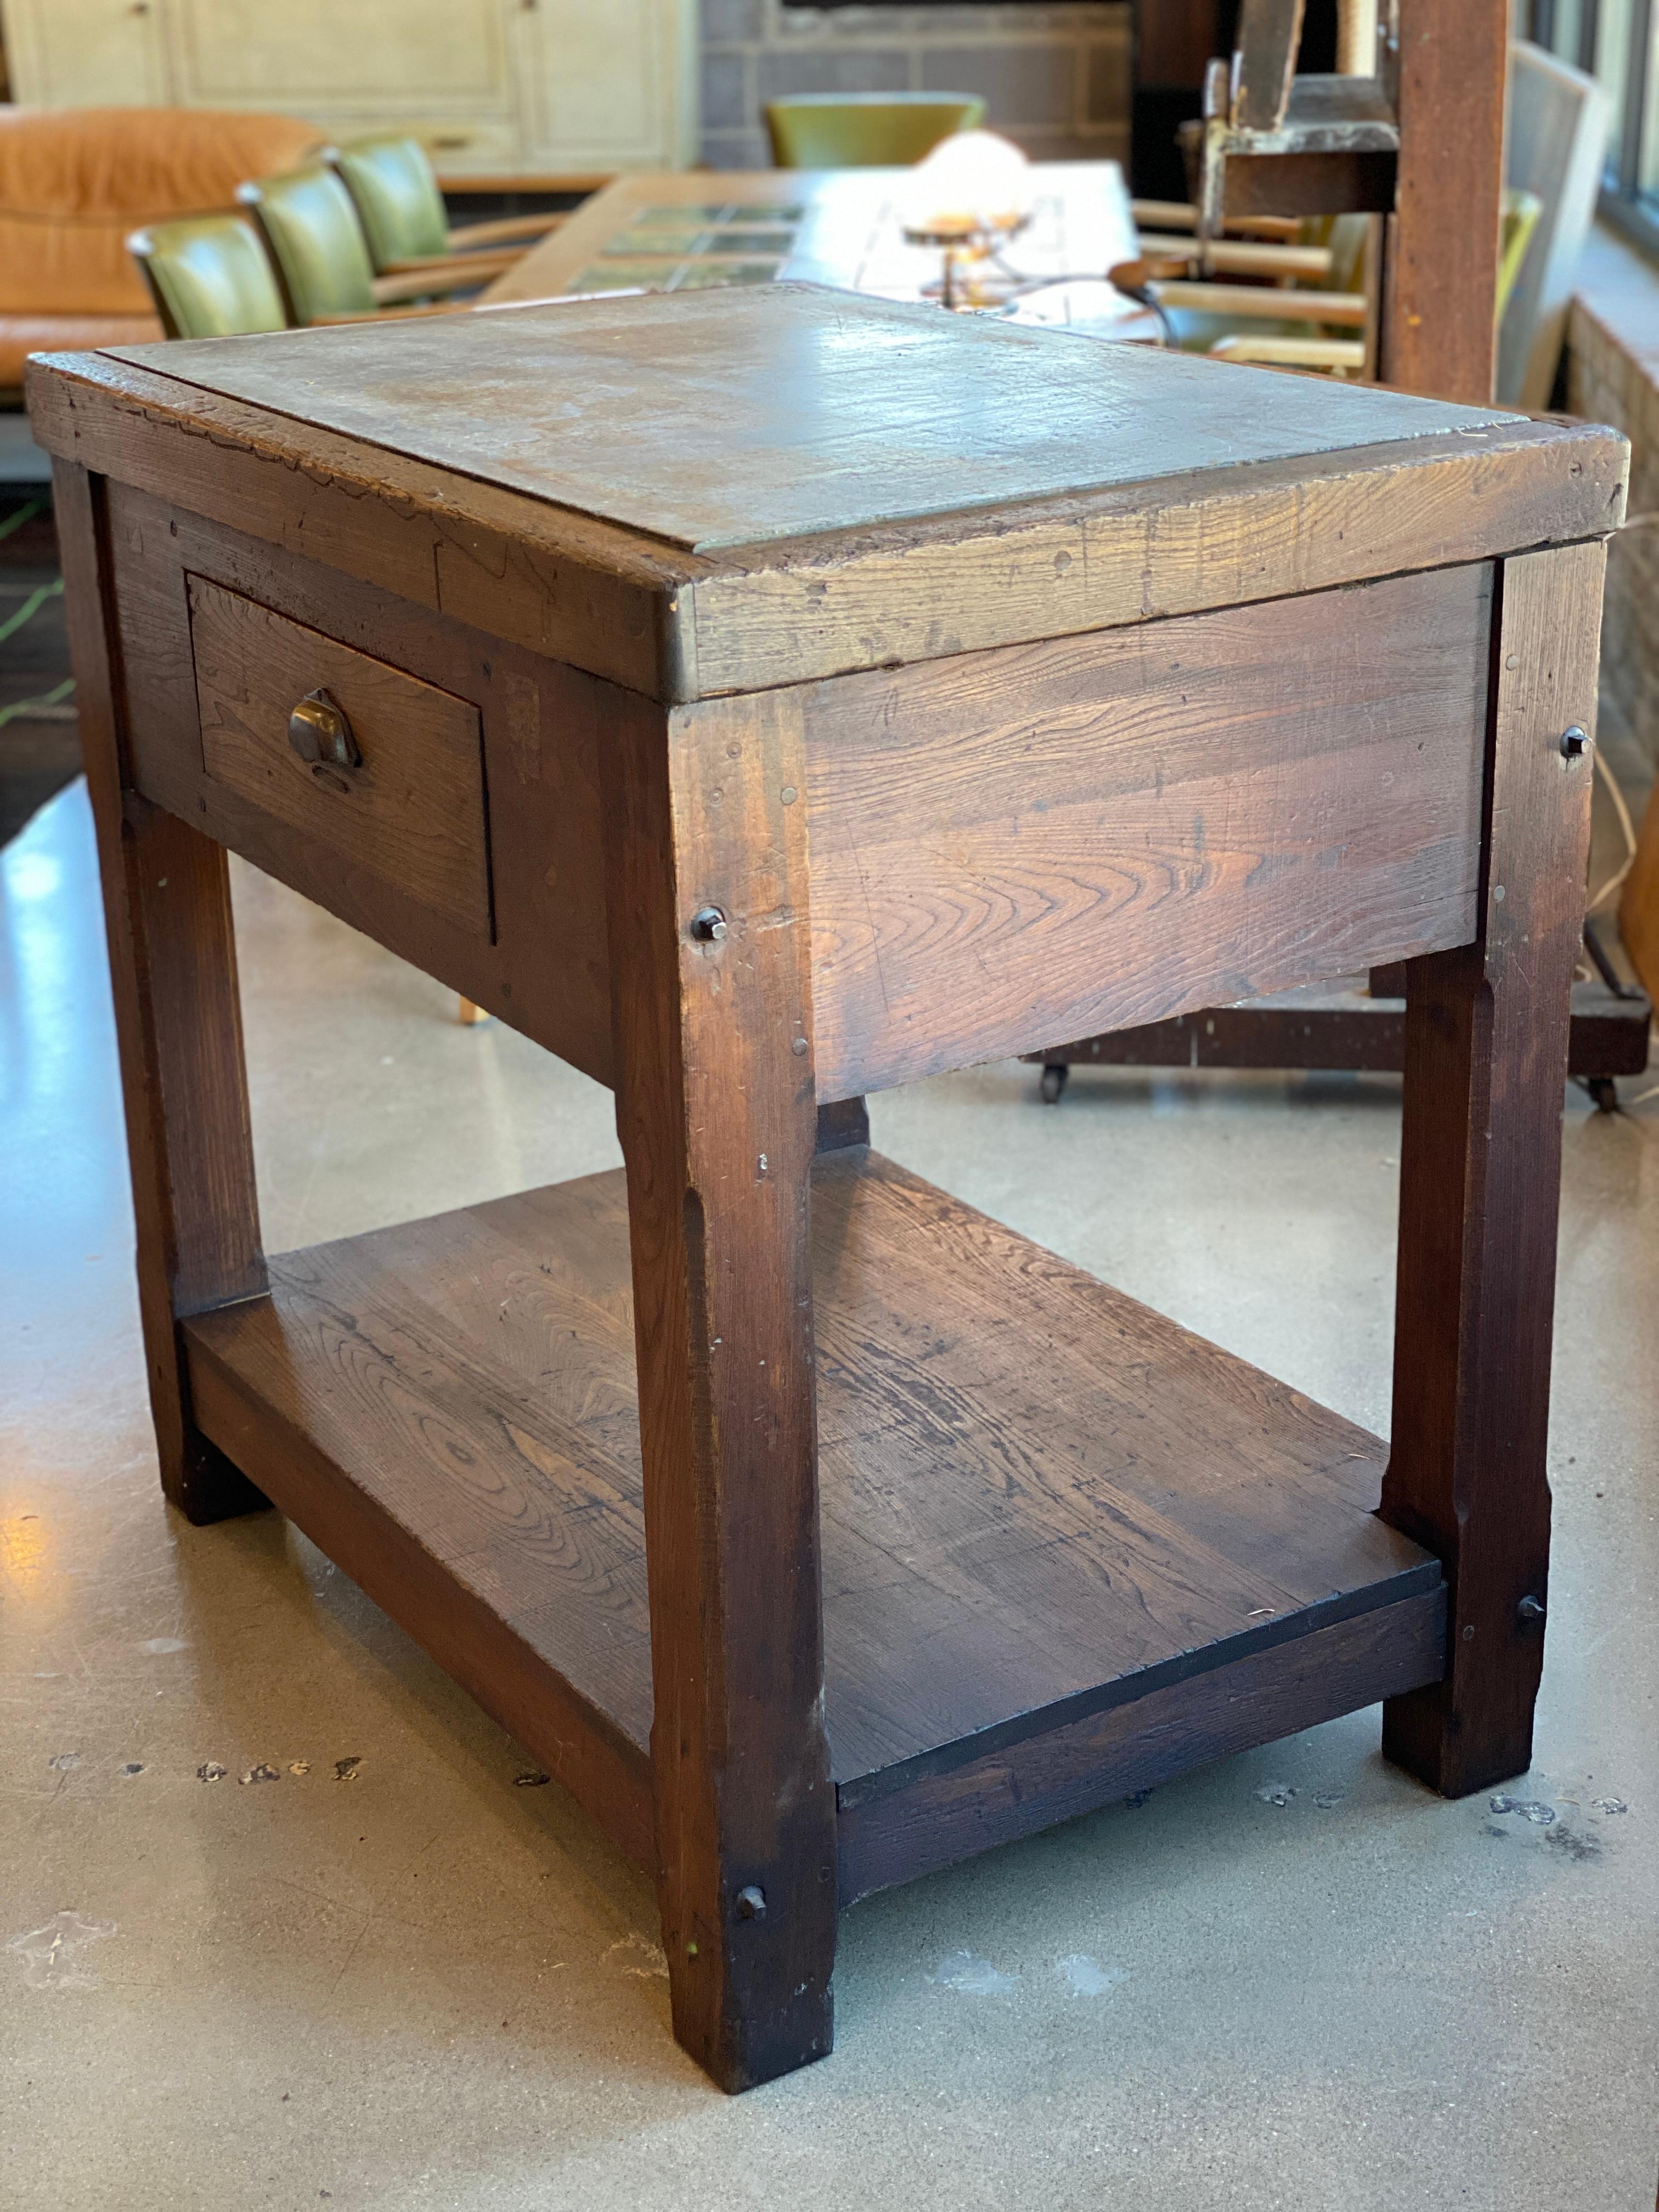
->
[31, 288, 1624, 2091]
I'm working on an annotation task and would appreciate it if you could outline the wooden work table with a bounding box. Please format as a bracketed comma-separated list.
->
[31, 286, 1625, 2092]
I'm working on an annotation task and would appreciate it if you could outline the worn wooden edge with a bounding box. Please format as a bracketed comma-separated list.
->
[835, 1584, 1448, 1905]
[27, 353, 1627, 704]
[180, 1311, 657, 1873]
[687, 419, 1629, 695]
[834, 1551, 1443, 1813]
[25, 351, 712, 704]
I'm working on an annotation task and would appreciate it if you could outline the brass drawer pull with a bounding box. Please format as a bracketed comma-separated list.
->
[287, 688, 361, 781]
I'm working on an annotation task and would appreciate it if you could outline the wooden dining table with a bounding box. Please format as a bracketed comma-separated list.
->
[482, 162, 1153, 337]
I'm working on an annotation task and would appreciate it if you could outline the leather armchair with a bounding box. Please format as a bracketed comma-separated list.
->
[0, 106, 323, 393]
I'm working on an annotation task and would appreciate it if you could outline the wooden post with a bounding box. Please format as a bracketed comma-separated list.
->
[602, 682, 837, 2092]
[1380, 541, 1604, 1797]
[1382, 0, 1508, 403]
[53, 460, 268, 1525]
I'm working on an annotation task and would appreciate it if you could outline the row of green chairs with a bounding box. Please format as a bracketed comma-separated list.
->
[131, 134, 562, 342]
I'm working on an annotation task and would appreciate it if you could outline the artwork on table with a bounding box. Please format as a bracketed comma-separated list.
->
[573, 203, 806, 295]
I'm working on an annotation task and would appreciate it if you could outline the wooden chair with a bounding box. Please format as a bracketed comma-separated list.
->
[765, 93, 985, 169]
[1163, 195, 1540, 378]
[236, 165, 494, 326]
[328, 134, 563, 281]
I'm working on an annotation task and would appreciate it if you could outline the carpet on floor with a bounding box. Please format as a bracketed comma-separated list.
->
[0, 487, 78, 849]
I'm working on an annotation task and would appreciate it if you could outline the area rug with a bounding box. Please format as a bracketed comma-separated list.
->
[0, 490, 78, 849]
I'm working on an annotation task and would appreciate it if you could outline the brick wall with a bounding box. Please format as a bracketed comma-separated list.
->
[1567, 228, 1659, 779]
[700, 1, 1132, 171]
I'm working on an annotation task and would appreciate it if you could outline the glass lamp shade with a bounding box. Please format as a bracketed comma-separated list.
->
[900, 129, 1034, 236]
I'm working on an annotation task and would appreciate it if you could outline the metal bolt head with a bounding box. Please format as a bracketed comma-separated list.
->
[1559, 725, 1589, 759]
[735, 1884, 766, 1922]
[690, 906, 729, 944]
[1517, 1593, 1546, 1624]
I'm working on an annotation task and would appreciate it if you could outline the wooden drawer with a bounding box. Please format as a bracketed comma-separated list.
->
[104, 487, 613, 1084]
[188, 575, 493, 941]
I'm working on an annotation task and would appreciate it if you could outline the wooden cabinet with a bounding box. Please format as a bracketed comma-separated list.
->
[0, 0, 696, 177]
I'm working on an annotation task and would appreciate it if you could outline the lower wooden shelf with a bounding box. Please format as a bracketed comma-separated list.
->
[182, 1147, 1445, 1904]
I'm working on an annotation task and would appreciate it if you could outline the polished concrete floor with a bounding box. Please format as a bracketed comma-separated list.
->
[2, 781, 1655, 2211]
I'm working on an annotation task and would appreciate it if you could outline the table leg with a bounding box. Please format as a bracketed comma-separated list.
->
[54, 461, 268, 1525]
[603, 684, 836, 2091]
[1380, 542, 1604, 1797]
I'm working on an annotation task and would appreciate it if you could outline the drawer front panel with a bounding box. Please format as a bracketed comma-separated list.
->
[805, 562, 1493, 1099]
[106, 482, 613, 1085]
[190, 576, 492, 941]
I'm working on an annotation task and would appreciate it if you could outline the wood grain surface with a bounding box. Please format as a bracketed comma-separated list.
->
[98, 286, 1515, 554]
[1381, 541, 1604, 1797]
[105, 484, 614, 1082]
[53, 460, 269, 1526]
[182, 1150, 1439, 1822]
[805, 563, 1491, 1096]
[838, 1589, 1446, 1903]
[28, 351, 1624, 701]
[190, 576, 493, 941]
[602, 681, 837, 2090]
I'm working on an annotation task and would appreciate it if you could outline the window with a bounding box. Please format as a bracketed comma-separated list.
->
[1528, 0, 1659, 254]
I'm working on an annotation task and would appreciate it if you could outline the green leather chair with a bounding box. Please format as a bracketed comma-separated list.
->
[238, 163, 487, 325]
[127, 214, 289, 340]
[329, 133, 560, 276]
[764, 92, 986, 170]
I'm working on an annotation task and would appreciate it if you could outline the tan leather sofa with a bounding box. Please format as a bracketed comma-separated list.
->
[0, 106, 323, 392]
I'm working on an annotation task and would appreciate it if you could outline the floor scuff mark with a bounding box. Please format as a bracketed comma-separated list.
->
[197, 1761, 227, 1782]
[332, 1757, 362, 1784]
[1057, 1953, 1126, 1997]
[1489, 1795, 1556, 1825]
[929, 1950, 1017, 1995]
[605, 1933, 669, 1981]
[240, 1763, 281, 1786]
[6, 1910, 117, 1990]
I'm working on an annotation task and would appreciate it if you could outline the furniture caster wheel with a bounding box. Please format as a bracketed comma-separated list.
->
[1585, 1076, 1618, 1113]
[1040, 1063, 1068, 1104]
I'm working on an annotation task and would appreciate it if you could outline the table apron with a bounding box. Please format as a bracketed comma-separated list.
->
[802, 562, 1493, 1101]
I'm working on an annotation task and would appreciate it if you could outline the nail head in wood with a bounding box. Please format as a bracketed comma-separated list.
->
[1517, 1594, 1546, 1624]
[689, 905, 729, 943]
[1559, 725, 1589, 759]
[735, 1886, 767, 1921]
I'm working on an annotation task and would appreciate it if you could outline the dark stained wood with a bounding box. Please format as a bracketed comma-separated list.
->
[601, 681, 837, 2092]
[1026, 979, 1652, 1080]
[805, 565, 1490, 1098]
[183, 1241, 656, 1871]
[838, 1589, 1446, 1903]
[1223, 146, 1397, 216]
[104, 483, 613, 1081]
[190, 577, 493, 942]
[815, 1097, 870, 1152]
[181, 1152, 1440, 1810]
[1380, 541, 1605, 1797]
[35, 287, 1618, 2091]
[52, 459, 268, 1526]
[1382, 0, 1507, 404]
